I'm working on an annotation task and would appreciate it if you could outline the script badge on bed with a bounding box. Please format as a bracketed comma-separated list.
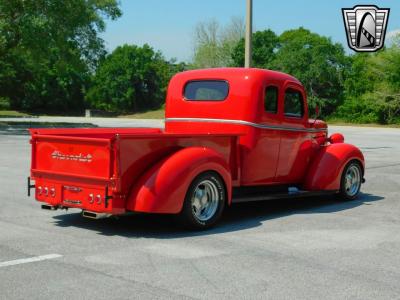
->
[342, 5, 390, 52]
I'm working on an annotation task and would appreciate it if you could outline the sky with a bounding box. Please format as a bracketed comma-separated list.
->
[101, 0, 400, 62]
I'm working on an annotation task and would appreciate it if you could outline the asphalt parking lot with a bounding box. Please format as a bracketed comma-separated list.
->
[0, 122, 399, 299]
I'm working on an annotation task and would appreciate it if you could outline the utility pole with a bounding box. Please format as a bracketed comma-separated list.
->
[245, 0, 253, 68]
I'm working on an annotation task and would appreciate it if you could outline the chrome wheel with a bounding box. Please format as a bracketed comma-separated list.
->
[180, 171, 226, 229]
[344, 164, 361, 197]
[191, 179, 220, 222]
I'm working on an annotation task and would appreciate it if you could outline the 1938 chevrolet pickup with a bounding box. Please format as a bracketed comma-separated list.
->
[28, 68, 365, 229]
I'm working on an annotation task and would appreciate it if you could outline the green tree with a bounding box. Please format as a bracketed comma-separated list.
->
[271, 28, 349, 115]
[0, 0, 121, 111]
[86, 44, 171, 113]
[337, 44, 400, 124]
[231, 29, 279, 68]
[192, 17, 245, 68]
[343, 53, 376, 99]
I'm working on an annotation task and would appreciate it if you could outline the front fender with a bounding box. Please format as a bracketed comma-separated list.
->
[303, 143, 365, 191]
[126, 147, 232, 214]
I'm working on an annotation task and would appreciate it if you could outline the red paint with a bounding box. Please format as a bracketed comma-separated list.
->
[29, 68, 364, 216]
[127, 147, 232, 213]
[329, 133, 345, 144]
[303, 143, 365, 191]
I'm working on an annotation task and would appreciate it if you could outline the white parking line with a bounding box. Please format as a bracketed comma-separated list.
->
[0, 254, 62, 268]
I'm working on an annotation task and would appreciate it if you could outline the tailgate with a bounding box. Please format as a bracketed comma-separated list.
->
[31, 134, 114, 180]
[30, 133, 125, 213]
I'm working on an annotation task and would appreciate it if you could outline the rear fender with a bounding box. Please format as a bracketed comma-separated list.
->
[126, 147, 232, 214]
[304, 143, 365, 191]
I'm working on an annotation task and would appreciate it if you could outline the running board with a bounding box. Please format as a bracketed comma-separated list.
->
[232, 190, 335, 203]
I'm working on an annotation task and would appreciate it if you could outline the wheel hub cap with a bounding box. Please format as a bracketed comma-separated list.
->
[345, 164, 361, 197]
[191, 180, 219, 222]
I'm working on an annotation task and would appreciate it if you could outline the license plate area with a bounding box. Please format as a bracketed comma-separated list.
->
[33, 178, 125, 214]
[62, 185, 106, 211]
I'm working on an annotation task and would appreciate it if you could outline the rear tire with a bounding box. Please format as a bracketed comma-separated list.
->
[338, 160, 362, 201]
[178, 171, 226, 230]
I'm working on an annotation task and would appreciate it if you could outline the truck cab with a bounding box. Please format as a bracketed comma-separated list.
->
[165, 68, 328, 186]
[29, 68, 365, 229]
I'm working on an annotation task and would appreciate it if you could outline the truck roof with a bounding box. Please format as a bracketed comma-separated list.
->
[173, 67, 300, 84]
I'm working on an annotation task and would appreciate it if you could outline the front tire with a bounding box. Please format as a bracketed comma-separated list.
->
[338, 160, 363, 200]
[179, 171, 226, 230]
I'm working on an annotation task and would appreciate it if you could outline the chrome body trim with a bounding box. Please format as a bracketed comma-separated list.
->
[165, 117, 327, 133]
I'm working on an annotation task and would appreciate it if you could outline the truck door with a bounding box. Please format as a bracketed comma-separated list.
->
[275, 83, 313, 183]
[241, 83, 281, 185]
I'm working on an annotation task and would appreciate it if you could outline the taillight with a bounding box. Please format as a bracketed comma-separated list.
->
[44, 187, 49, 197]
[96, 195, 102, 205]
[88, 193, 94, 204]
[50, 188, 56, 197]
[37, 186, 43, 195]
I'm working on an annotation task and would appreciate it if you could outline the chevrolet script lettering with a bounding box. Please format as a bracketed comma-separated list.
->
[342, 5, 390, 52]
[51, 151, 93, 163]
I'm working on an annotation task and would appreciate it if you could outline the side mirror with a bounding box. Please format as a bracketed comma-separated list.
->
[315, 105, 320, 119]
[312, 105, 320, 126]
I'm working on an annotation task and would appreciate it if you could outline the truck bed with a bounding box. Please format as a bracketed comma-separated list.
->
[30, 128, 240, 215]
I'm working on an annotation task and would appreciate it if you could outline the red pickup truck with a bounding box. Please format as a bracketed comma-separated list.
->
[28, 68, 365, 229]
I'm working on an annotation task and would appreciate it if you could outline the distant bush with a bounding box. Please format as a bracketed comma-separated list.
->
[86, 44, 185, 113]
[86, 44, 163, 113]
[331, 97, 380, 123]
[335, 46, 400, 124]
[0, 97, 10, 110]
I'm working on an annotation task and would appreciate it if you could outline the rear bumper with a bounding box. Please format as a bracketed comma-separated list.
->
[28, 177, 125, 215]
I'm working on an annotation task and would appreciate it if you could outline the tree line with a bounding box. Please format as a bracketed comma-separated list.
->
[193, 19, 400, 124]
[0, 2, 399, 124]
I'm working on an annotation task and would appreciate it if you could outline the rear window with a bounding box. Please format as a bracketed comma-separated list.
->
[184, 80, 229, 101]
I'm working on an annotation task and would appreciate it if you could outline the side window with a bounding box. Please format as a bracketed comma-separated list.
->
[264, 86, 278, 114]
[284, 88, 304, 118]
